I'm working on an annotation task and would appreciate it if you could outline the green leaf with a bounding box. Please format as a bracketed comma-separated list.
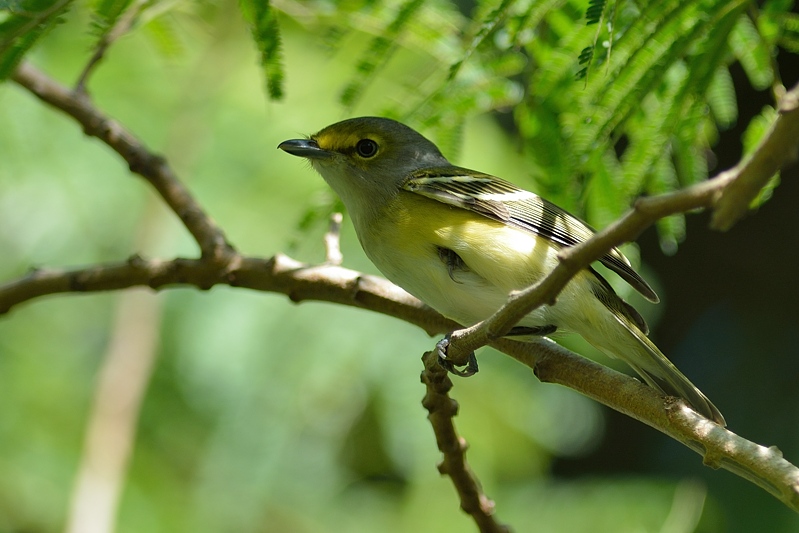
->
[778, 12, 799, 53]
[647, 152, 685, 255]
[240, 0, 284, 100]
[742, 105, 777, 157]
[506, 0, 567, 48]
[90, 0, 132, 37]
[585, 0, 606, 25]
[340, 0, 426, 108]
[729, 13, 774, 90]
[449, 0, 517, 80]
[571, 0, 748, 157]
[585, 148, 625, 228]
[741, 106, 781, 209]
[142, 11, 184, 59]
[706, 65, 737, 128]
[0, 0, 72, 79]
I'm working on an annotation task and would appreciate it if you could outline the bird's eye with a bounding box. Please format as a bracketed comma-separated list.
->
[356, 139, 378, 158]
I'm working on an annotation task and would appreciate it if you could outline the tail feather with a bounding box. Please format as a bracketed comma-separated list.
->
[613, 318, 726, 426]
[574, 272, 725, 425]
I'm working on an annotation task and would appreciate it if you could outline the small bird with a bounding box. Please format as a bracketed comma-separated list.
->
[279, 116, 725, 426]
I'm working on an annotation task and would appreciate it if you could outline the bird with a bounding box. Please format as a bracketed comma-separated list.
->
[278, 116, 725, 426]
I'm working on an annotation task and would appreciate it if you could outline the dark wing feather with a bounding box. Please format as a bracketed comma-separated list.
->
[403, 167, 659, 303]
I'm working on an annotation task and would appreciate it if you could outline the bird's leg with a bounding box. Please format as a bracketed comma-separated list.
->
[436, 325, 556, 377]
[436, 334, 478, 377]
[437, 246, 468, 283]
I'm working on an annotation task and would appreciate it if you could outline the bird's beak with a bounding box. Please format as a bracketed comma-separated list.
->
[278, 138, 332, 159]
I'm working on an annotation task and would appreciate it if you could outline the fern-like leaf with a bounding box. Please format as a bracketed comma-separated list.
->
[507, 0, 567, 48]
[730, 14, 773, 90]
[142, 12, 184, 59]
[240, 0, 284, 100]
[90, 0, 132, 38]
[340, 0, 426, 108]
[585, 0, 606, 25]
[572, 0, 749, 155]
[706, 65, 737, 128]
[779, 13, 799, 52]
[651, 154, 685, 255]
[622, 3, 743, 199]
[575, 45, 593, 80]
[448, 0, 516, 81]
[0, 0, 72, 79]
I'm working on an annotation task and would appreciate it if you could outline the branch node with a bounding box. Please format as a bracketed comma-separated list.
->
[632, 195, 654, 215]
[702, 452, 723, 470]
[127, 253, 146, 267]
[779, 87, 799, 113]
[69, 273, 86, 292]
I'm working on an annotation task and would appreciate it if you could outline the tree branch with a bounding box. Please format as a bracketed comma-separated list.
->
[503, 338, 799, 511]
[0, 253, 457, 335]
[421, 350, 511, 533]
[3, 251, 799, 510]
[11, 62, 234, 259]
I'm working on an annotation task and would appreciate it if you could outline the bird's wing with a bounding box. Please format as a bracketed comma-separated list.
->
[402, 167, 659, 302]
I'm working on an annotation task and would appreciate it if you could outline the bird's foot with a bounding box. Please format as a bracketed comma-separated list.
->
[436, 335, 478, 377]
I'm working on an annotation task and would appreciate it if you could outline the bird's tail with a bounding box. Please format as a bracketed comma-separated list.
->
[589, 312, 726, 426]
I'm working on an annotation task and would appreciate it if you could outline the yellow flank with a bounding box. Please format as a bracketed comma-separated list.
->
[397, 192, 555, 282]
[357, 191, 568, 327]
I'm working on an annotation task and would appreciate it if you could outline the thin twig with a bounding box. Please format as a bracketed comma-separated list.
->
[75, 0, 150, 94]
[11, 62, 234, 259]
[421, 350, 511, 533]
[324, 212, 344, 265]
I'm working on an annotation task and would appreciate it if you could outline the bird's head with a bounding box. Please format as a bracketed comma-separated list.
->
[279, 117, 449, 224]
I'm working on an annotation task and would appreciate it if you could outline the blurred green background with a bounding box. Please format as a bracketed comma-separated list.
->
[1, 1, 798, 532]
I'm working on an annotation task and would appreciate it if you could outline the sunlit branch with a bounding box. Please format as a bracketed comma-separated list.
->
[0, 253, 456, 336]
[513, 338, 799, 511]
